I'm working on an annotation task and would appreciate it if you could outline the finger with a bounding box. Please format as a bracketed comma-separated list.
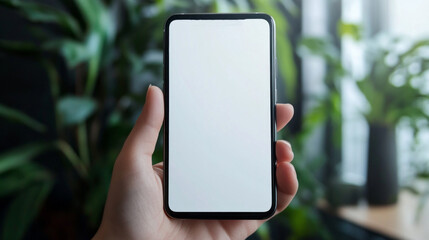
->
[152, 162, 164, 180]
[255, 161, 298, 226]
[122, 85, 164, 162]
[276, 104, 294, 132]
[276, 140, 294, 163]
[275, 162, 298, 213]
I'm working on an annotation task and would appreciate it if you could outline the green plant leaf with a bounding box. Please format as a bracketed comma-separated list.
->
[85, 50, 102, 96]
[398, 39, 429, 63]
[55, 140, 88, 177]
[74, 0, 114, 96]
[57, 96, 97, 126]
[298, 37, 340, 64]
[0, 143, 52, 174]
[302, 100, 328, 135]
[0, 0, 82, 37]
[0, 162, 50, 197]
[75, 0, 104, 29]
[0, 103, 46, 132]
[72, 0, 107, 96]
[337, 21, 362, 41]
[2, 181, 52, 240]
[44, 33, 102, 68]
[45, 39, 90, 67]
[356, 78, 386, 123]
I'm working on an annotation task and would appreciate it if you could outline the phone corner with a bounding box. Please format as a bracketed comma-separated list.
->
[164, 14, 183, 31]
[262, 199, 277, 219]
[256, 13, 275, 26]
[164, 202, 179, 219]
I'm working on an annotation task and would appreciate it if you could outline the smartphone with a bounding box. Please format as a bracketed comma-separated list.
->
[164, 13, 276, 219]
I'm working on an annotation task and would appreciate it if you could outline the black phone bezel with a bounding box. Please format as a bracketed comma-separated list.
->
[163, 13, 277, 219]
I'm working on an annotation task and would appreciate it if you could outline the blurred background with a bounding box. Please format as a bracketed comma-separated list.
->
[0, 0, 428, 239]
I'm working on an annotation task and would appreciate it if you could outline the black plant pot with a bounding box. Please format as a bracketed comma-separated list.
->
[366, 124, 398, 205]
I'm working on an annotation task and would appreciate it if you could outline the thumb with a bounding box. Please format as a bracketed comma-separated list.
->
[120, 85, 164, 166]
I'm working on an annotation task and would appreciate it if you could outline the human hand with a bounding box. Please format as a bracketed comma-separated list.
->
[93, 85, 297, 240]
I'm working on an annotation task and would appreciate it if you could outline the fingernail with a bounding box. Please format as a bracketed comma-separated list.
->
[145, 84, 152, 103]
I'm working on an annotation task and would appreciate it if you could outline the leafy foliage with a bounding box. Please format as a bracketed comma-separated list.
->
[57, 96, 97, 126]
[298, 36, 345, 139]
[0, 147, 53, 240]
[2, 181, 53, 240]
[0, 0, 82, 37]
[0, 143, 53, 174]
[357, 35, 429, 127]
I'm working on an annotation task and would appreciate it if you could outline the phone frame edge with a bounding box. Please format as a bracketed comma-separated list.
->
[163, 13, 277, 220]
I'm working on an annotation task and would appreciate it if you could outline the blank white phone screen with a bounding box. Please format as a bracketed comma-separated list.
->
[168, 19, 272, 212]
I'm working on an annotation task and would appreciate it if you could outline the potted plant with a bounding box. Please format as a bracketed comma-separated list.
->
[357, 35, 429, 205]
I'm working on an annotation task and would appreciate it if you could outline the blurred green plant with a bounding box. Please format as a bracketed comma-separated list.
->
[0, 0, 310, 239]
[296, 29, 348, 209]
[357, 35, 429, 129]
[297, 21, 360, 159]
[355, 34, 429, 205]
[298, 36, 345, 147]
[299, 19, 429, 208]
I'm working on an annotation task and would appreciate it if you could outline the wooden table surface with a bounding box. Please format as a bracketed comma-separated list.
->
[319, 190, 429, 240]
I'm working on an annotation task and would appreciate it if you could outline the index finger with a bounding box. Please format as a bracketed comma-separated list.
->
[276, 104, 294, 131]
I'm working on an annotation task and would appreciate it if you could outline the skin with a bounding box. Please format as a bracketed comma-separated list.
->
[93, 85, 298, 240]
